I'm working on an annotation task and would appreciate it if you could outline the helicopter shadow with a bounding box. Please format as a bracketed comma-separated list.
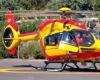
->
[13, 64, 34, 68]
[64, 68, 100, 72]
[13, 64, 100, 72]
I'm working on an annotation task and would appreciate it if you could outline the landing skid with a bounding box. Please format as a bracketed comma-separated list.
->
[32, 61, 100, 72]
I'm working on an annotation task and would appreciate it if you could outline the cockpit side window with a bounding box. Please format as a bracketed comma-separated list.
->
[72, 30, 94, 46]
[61, 32, 77, 46]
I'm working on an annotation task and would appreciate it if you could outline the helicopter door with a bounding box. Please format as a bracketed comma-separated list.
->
[59, 31, 79, 53]
[44, 33, 62, 50]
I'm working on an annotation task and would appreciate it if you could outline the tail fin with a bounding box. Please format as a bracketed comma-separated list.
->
[4, 10, 18, 56]
[3, 10, 39, 56]
[5, 10, 18, 30]
[8, 48, 17, 56]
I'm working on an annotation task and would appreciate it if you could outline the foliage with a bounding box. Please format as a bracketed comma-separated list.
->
[1, 0, 18, 10]
[19, 20, 42, 33]
[19, 41, 44, 59]
[0, 43, 4, 59]
[0, 41, 9, 59]
[0, 21, 5, 58]
[19, 45, 29, 59]
[19, 21, 32, 33]
[95, 0, 100, 11]
[0, 0, 50, 10]
[48, 0, 100, 11]
[0, 0, 100, 11]
[0, 52, 3, 59]
[32, 42, 44, 59]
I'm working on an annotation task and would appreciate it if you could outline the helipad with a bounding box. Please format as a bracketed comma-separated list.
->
[0, 59, 100, 80]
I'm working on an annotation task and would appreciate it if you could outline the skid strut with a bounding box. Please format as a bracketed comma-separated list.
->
[32, 61, 100, 72]
[92, 62, 98, 70]
[32, 61, 81, 72]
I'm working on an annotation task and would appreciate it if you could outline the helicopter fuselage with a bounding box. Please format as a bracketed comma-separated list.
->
[39, 19, 100, 61]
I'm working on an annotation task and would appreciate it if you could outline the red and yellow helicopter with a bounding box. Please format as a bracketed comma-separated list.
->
[2, 8, 100, 71]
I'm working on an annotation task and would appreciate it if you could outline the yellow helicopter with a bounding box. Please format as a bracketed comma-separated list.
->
[2, 8, 100, 71]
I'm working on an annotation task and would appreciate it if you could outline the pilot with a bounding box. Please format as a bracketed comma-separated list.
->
[75, 33, 83, 45]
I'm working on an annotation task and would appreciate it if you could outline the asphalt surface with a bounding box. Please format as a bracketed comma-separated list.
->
[0, 59, 100, 80]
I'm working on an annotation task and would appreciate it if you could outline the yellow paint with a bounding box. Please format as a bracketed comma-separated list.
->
[46, 49, 66, 56]
[46, 48, 67, 56]
[19, 34, 39, 41]
[95, 40, 100, 52]
[59, 43, 78, 53]
[2, 25, 20, 50]
[59, 7, 71, 11]
[0, 68, 100, 75]
[40, 22, 63, 37]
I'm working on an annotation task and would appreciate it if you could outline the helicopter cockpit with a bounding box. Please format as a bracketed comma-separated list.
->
[45, 29, 94, 47]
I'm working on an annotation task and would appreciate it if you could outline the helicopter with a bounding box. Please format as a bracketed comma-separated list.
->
[2, 8, 100, 71]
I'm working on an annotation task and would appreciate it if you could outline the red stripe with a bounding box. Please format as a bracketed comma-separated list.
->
[67, 19, 86, 30]
[39, 39, 47, 58]
[46, 52, 100, 61]
[39, 20, 54, 30]
[39, 19, 86, 31]
[57, 19, 86, 30]
[19, 31, 38, 37]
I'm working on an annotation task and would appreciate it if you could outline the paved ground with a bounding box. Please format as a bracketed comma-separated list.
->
[0, 59, 100, 80]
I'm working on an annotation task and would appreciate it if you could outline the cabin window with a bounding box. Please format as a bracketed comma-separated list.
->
[45, 33, 62, 46]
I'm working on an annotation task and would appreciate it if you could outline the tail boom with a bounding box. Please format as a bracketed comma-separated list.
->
[19, 32, 39, 41]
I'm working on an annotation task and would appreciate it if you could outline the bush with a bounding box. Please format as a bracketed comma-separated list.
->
[19, 41, 44, 59]
[33, 42, 44, 59]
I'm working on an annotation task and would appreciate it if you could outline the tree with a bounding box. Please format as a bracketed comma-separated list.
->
[0, 0, 100, 10]
[80, 0, 93, 10]
[1, 0, 18, 10]
[48, 0, 100, 11]
[95, 0, 100, 11]
[31, 0, 50, 10]
[18, 0, 50, 10]
[0, 0, 50, 10]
